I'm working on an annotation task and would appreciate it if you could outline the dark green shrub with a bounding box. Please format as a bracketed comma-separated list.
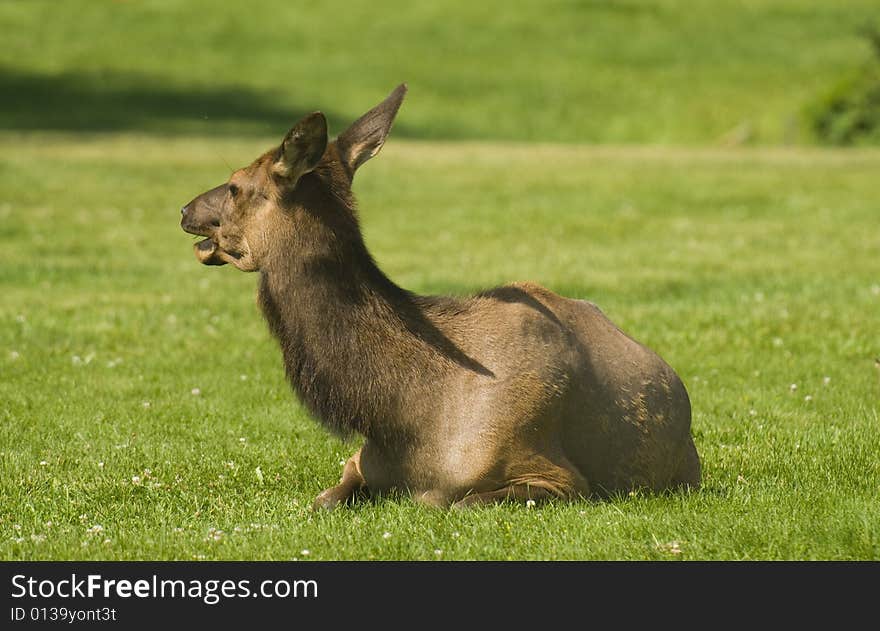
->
[808, 26, 880, 145]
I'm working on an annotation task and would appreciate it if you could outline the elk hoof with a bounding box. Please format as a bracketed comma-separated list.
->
[312, 489, 343, 511]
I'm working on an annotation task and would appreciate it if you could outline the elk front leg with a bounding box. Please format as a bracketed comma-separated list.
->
[312, 449, 367, 511]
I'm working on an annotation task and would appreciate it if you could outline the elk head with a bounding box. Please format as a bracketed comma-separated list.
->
[180, 85, 407, 272]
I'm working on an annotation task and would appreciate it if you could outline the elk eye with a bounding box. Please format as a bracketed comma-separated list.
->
[228, 183, 240, 198]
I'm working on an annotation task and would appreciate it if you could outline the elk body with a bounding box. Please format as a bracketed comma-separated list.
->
[180, 85, 700, 509]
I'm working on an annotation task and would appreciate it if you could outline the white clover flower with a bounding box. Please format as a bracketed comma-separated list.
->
[205, 527, 223, 542]
[191, 388, 201, 396]
[382, 531, 392, 539]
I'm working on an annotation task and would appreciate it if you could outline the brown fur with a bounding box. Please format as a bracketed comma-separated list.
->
[180, 85, 701, 509]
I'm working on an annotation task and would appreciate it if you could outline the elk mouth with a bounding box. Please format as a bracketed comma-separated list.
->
[189, 234, 245, 266]
[193, 237, 227, 266]
[182, 223, 228, 266]
[182, 221, 248, 268]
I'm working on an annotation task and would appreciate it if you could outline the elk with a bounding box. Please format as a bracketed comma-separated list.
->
[180, 84, 700, 509]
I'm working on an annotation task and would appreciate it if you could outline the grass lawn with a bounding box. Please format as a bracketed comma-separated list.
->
[3, 0, 879, 561]
[2, 0, 879, 143]
[1, 132, 878, 560]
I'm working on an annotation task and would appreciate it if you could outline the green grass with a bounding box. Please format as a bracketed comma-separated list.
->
[2, 0, 879, 560]
[1, 132, 878, 560]
[1, 0, 879, 143]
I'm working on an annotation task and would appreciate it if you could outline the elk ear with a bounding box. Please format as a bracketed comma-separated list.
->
[336, 83, 407, 177]
[273, 111, 328, 180]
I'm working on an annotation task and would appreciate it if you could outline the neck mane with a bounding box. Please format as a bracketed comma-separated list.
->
[256, 173, 490, 440]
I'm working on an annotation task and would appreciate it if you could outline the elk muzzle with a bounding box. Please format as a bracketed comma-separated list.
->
[180, 183, 228, 266]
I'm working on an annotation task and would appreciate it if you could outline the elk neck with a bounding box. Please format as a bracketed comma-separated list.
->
[256, 171, 482, 441]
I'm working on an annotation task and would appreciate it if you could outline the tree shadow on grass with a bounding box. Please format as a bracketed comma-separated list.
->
[0, 67, 424, 137]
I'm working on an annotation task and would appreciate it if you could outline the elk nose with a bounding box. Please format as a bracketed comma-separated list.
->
[181, 204, 189, 216]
